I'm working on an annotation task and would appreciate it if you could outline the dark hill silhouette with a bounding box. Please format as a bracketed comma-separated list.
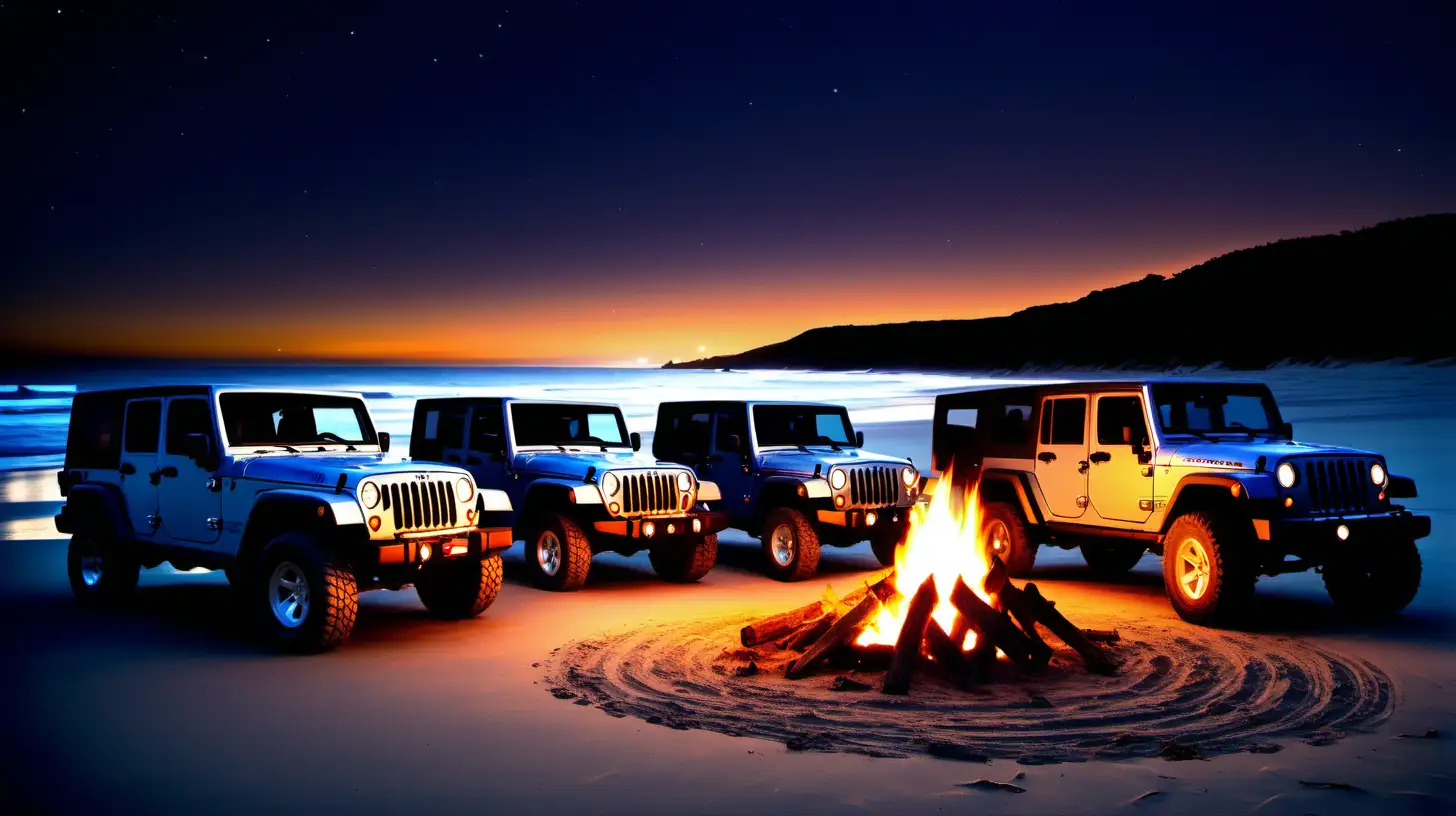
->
[665, 215, 1456, 372]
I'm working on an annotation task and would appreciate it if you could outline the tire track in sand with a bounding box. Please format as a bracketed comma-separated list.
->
[544, 616, 1394, 763]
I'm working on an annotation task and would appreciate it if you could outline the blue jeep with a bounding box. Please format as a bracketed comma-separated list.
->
[408, 398, 727, 590]
[653, 401, 922, 580]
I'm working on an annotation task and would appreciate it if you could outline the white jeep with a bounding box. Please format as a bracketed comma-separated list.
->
[55, 387, 514, 652]
[933, 378, 1430, 625]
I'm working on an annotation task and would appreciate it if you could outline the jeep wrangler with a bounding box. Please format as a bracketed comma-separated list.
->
[408, 398, 727, 590]
[55, 387, 514, 652]
[653, 401, 922, 581]
[931, 379, 1431, 625]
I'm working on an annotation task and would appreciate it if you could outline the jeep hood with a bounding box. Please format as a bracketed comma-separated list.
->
[1160, 438, 1380, 470]
[230, 454, 467, 489]
[755, 447, 912, 479]
[512, 450, 690, 481]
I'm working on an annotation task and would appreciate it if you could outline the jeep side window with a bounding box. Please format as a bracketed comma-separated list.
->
[468, 406, 505, 455]
[664, 411, 711, 459]
[124, 400, 161, 453]
[714, 409, 745, 453]
[165, 398, 215, 453]
[1040, 398, 1086, 446]
[994, 404, 1032, 443]
[946, 408, 978, 428]
[1096, 396, 1148, 446]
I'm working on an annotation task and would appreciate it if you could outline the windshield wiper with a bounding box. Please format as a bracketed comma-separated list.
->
[253, 444, 301, 453]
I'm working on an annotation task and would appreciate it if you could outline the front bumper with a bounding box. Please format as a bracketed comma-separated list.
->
[374, 527, 513, 566]
[1257, 511, 1431, 550]
[816, 507, 911, 530]
[592, 510, 728, 540]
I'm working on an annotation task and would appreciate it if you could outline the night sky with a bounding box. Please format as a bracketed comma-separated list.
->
[4, 1, 1451, 365]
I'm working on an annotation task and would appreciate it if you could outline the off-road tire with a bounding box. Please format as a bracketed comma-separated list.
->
[416, 553, 504, 619]
[251, 533, 358, 653]
[1081, 541, 1146, 577]
[648, 533, 719, 583]
[761, 507, 821, 582]
[67, 531, 140, 605]
[1161, 512, 1257, 626]
[1323, 538, 1421, 621]
[524, 513, 592, 591]
[981, 501, 1036, 577]
[869, 524, 905, 567]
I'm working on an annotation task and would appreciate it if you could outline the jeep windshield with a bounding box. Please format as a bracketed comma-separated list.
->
[220, 393, 377, 449]
[753, 404, 857, 449]
[1151, 384, 1284, 438]
[509, 403, 629, 450]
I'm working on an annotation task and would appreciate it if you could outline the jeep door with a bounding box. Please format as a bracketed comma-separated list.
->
[119, 398, 163, 537]
[156, 396, 222, 544]
[707, 406, 754, 522]
[1087, 393, 1154, 524]
[462, 402, 511, 493]
[1034, 396, 1089, 518]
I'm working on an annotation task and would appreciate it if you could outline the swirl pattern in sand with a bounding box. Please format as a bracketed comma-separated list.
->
[543, 616, 1394, 763]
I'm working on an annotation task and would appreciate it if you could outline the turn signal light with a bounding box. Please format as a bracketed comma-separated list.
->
[692, 518, 702, 533]
[608, 502, 620, 515]
[1229, 483, 1241, 497]
[834, 495, 846, 508]
[1284, 496, 1294, 508]
[368, 516, 381, 531]
[444, 541, 469, 557]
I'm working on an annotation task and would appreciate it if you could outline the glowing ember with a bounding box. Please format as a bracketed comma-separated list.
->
[856, 467, 993, 650]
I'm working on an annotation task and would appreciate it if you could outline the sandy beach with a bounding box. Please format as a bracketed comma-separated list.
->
[3, 366, 1454, 814]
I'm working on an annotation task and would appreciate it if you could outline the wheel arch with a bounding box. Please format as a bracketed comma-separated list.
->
[755, 477, 817, 530]
[978, 469, 1043, 527]
[238, 490, 358, 573]
[63, 483, 134, 541]
[1160, 475, 1251, 534]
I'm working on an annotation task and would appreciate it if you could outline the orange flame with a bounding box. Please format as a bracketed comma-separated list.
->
[856, 466, 992, 650]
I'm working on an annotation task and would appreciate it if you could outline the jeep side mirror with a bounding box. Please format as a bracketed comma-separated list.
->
[378, 432, 391, 453]
[855, 430, 865, 447]
[185, 433, 218, 469]
[630, 432, 641, 452]
[1277, 421, 1293, 439]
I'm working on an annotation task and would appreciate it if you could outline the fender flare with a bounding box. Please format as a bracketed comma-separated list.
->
[520, 479, 588, 515]
[1160, 472, 1273, 533]
[978, 469, 1044, 527]
[762, 474, 831, 499]
[62, 483, 134, 541]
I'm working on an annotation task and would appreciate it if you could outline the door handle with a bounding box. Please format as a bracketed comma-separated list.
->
[1037, 452, 1056, 463]
[1089, 451, 1111, 464]
[148, 466, 178, 485]
[120, 462, 137, 475]
[1077, 460, 1089, 474]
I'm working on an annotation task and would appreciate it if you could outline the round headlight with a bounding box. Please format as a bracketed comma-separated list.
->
[902, 466, 917, 487]
[829, 468, 847, 490]
[1370, 462, 1386, 486]
[602, 471, 620, 497]
[359, 481, 380, 509]
[455, 477, 474, 502]
[1276, 462, 1298, 489]
[676, 470, 693, 491]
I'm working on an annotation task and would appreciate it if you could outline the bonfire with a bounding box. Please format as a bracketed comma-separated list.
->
[740, 469, 1120, 694]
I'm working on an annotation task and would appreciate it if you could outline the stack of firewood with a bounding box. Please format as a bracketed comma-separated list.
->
[740, 557, 1120, 695]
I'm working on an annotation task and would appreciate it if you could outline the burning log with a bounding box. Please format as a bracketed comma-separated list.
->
[739, 568, 894, 647]
[984, 557, 1053, 668]
[785, 592, 883, 679]
[949, 578, 1040, 670]
[786, 613, 835, 651]
[882, 577, 940, 695]
[923, 620, 974, 688]
[1021, 583, 1119, 675]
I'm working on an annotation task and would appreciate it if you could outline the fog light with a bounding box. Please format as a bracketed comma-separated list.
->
[368, 515, 381, 531]
[666, 523, 676, 535]
[420, 543, 433, 561]
[1336, 524, 1349, 541]
[643, 521, 655, 538]
[692, 518, 702, 533]
[1284, 496, 1293, 508]
[865, 511, 877, 527]
[835, 495, 846, 508]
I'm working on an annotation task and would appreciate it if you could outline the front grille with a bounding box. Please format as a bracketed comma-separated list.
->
[620, 471, 685, 516]
[847, 465, 899, 507]
[383, 478, 459, 531]
[1303, 458, 1375, 515]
